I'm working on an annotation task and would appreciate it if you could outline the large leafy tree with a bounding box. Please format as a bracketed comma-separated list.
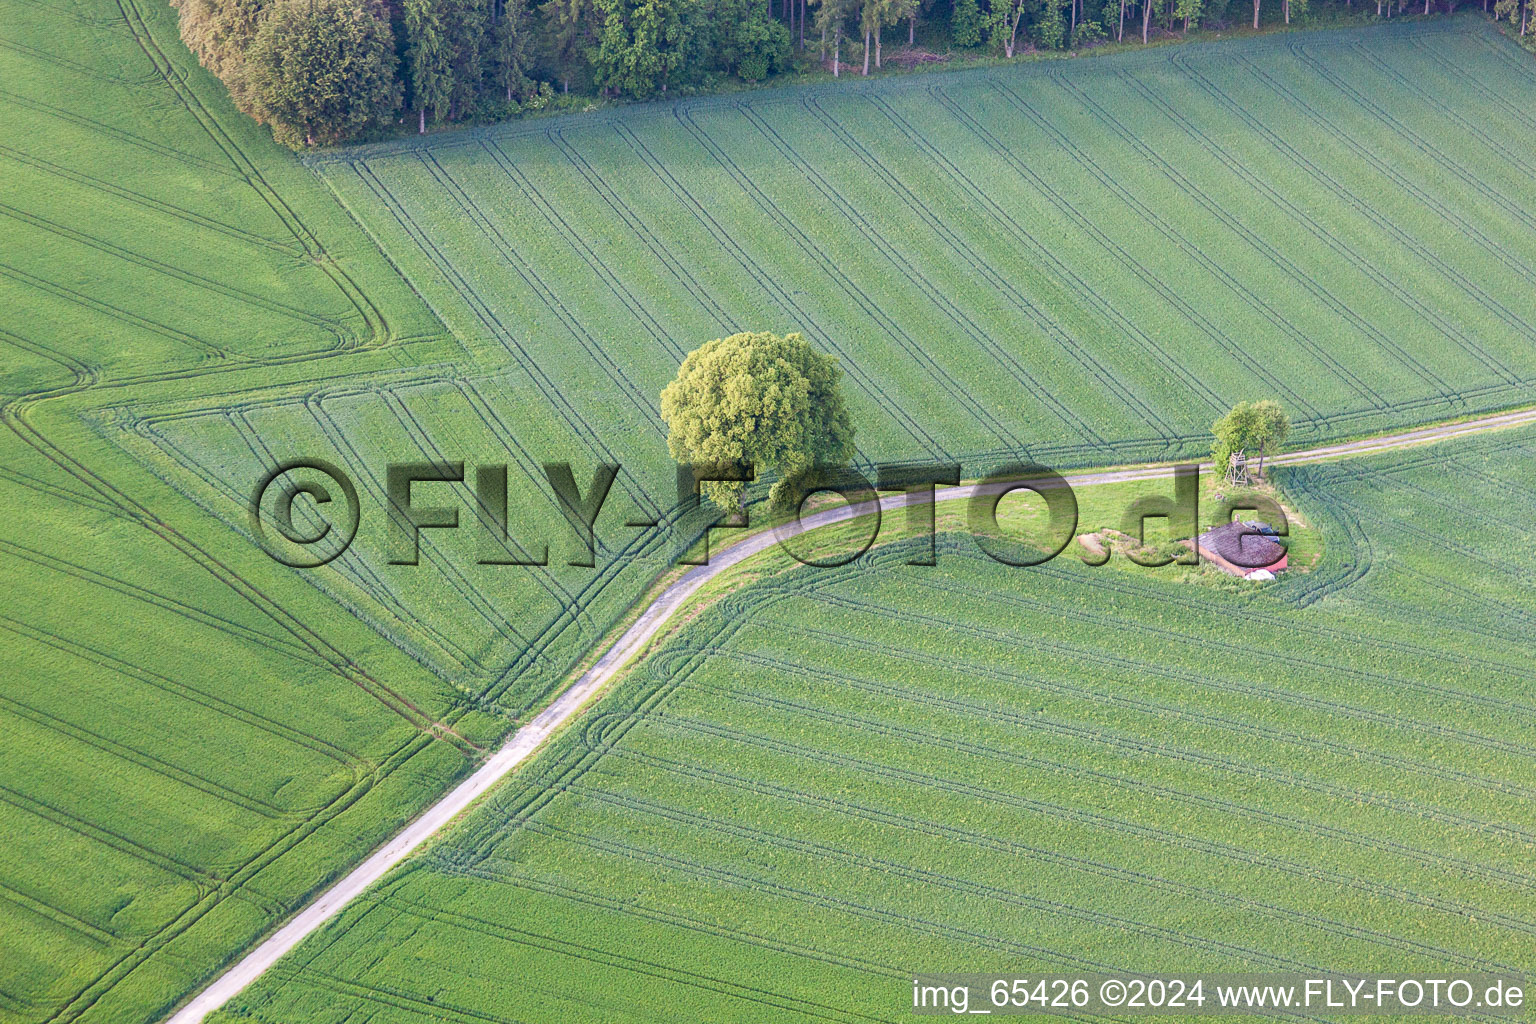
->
[245, 0, 398, 147]
[660, 331, 856, 511]
[173, 0, 266, 110]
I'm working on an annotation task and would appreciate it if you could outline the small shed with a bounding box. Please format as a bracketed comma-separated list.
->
[1195, 520, 1287, 579]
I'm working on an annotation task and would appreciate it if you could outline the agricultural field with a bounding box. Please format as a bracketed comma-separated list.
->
[0, 0, 466, 1020]
[302, 15, 1536, 474]
[216, 426, 1536, 1023]
[138, 11, 1536, 720]
[5, 0, 1536, 1021]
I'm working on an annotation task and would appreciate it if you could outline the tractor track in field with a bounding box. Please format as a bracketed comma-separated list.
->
[166, 402, 1536, 1024]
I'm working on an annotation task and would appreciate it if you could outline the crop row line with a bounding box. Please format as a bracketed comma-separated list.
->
[896, 553, 1536, 740]
[858, 92, 1221, 436]
[689, 102, 1027, 454]
[0, 878, 118, 947]
[745, 96, 1098, 450]
[690, 649, 1536, 850]
[801, 93, 1177, 448]
[416, 149, 666, 429]
[1223, 55, 1536, 305]
[0, 532, 317, 667]
[462, 819, 1144, 976]
[1286, 45, 1536, 267]
[1105, 70, 1522, 387]
[733, 611, 1536, 812]
[609, 118, 939, 462]
[1174, 56, 1536, 375]
[482, 138, 687, 366]
[135, 394, 505, 678]
[785, 573, 1536, 764]
[348, 159, 662, 520]
[0, 261, 227, 361]
[0, 88, 238, 179]
[0, 32, 146, 85]
[998, 75, 1405, 411]
[927, 81, 1322, 424]
[1017, 544, 1529, 687]
[1348, 40, 1536, 202]
[0, 688, 310, 821]
[547, 126, 738, 332]
[117, 0, 391, 351]
[0, 203, 350, 352]
[567, 781, 1518, 974]
[587, 733, 1536, 945]
[379, 890, 915, 1023]
[0, 609, 366, 774]
[619, 694, 1536, 897]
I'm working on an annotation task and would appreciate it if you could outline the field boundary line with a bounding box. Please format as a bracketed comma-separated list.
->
[163, 402, 1536, 1024]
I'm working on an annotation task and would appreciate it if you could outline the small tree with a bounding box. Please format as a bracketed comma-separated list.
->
[813, 0, 860, 73]
[1212, 399, 1290, 481]
[660, 331, 856, 511]
[1248, 399, 1290, 477]
[1212, 401, 1257, 483]
[983, 0, 1030, 57]
[487, 0, 535, 104]
[713, 0, 792, 81]
[1035, 0, 1066, 47]
[403, 0, 452, 132]
[592, 0, 691, 97]
[951, 0, 983, 45]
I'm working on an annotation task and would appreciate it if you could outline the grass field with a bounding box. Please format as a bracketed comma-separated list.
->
[215, 425, 1536, 1023]
[6, 1, 1536, 1021]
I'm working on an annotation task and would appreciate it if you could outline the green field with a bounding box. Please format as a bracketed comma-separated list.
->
[214, 425, 1536, 1023]
[138, 11, 1536, 720]
[0, 0, 469, 1020]
[303, 16, 1536, 471]
[6, 1, 1536, 1021]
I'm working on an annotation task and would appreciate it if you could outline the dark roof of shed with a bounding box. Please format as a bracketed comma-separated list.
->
[1198, 520, 1286, 570]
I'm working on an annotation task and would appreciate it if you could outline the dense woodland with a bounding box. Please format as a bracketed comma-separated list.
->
[175, 0, 1524, 146]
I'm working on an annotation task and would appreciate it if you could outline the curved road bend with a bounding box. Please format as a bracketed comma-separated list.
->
[167, 404, 1536, 1024]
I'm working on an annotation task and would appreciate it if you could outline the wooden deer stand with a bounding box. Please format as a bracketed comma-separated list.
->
[1226, 449, 1250, 487]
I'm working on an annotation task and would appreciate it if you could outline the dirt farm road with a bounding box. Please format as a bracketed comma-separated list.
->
[166, 404, 1536, 1024]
